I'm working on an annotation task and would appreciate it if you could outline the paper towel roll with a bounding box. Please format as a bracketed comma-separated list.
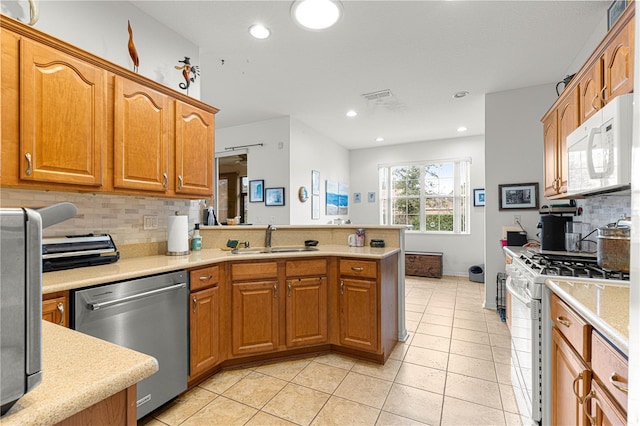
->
[167, 215, 189, 255]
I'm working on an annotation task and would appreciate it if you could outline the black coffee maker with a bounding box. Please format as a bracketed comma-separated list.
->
[538, 215, 572, 251]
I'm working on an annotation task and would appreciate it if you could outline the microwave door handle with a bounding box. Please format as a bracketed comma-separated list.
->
[586, 127, 605, 179]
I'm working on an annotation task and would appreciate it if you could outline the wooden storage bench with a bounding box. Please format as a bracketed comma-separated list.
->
[405, 251, 443, 278]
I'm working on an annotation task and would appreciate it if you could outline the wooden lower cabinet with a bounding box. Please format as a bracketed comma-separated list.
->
[551, 327, 591, 426]
[57, 386, 136, 426]
[339, 277, 378, 352]
[285, 276, 328, 347]
[189, 286, 220, 378]
[42, 292, 68, 327]
[231, 280, 279, 356]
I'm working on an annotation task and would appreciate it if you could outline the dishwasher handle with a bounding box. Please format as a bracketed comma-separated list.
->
[88, 282, 187, 311]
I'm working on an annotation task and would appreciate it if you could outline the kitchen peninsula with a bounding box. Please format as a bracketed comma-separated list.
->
[38, 225, 405, 418]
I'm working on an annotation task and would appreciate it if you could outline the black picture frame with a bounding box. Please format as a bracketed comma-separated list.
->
[265, 187, 285, 206]
[608, 0, 627, 29]
[473, 188, 485, 207]
[249, 180, 264, 202]
[498, 182, 539, 211]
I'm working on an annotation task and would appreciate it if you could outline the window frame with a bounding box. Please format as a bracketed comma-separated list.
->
[379, 158, 471, 234]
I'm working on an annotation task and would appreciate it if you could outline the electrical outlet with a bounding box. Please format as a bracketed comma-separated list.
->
[513, 215, 521, 225]
[143, 215, 158, 230]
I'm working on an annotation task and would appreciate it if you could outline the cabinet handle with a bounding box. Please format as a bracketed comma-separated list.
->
[199, 274, 213, 281]
[56, 302, 64, 326]
[192, 296, 197, 313]
[556, 316, 571, 328]
[178, 175, 184, 190]
[572, 372, 584, 403]
[25, 152, 33, 176]
[599, 85, 607, 104]
[287, 281, 292, 297]
[582, 390, 596, 426]
[609, 373, 628, 394]
[340, 280, 344, 295]
[351, 266, 365, 272]
[163, 172, 168, 189]
[273, 282, 278, 298]
[591, 93, 600, 111]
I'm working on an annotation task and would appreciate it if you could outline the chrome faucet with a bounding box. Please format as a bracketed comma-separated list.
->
[265, 224, 277, 248]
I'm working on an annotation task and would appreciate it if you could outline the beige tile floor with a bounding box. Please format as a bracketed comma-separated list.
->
[140, 276, 525, 426]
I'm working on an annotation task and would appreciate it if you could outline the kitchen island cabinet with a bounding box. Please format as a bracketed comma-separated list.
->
[1, 322, 157, 425]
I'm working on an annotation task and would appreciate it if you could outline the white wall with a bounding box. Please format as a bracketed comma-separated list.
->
[1, 0, 200, 99]
[216, 117, 291, 225]
[349, 136, 485, 277]
[289, 120, 350, 225]
[484, 83, 557, 309]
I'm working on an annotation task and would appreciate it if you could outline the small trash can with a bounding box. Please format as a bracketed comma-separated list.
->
[468, 264, 485, 283]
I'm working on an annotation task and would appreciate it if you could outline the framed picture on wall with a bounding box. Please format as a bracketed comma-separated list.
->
[498, 182, 539, 210]
[473, 188, 485, 207]
[265, 187, 285, 206]
[311, 170, 320, 195]
[249, 180, 264, 202]
[311, 195, 320, 219]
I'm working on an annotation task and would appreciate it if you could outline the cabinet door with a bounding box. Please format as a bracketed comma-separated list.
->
[114, 76, 170, 192]
[339, 278, 378, 352]
[175, 101, 214, 197]
[557, 87, 579, 195]
[20, 39, 105, 186]
[604, 17, 634, 102]
[189, 286, 220, 378]
[542, 112, 559, 197]
[231, 280, 279, 356]
[552, 327, 591, 426]
[286, 277, 328, 347]
[42, 295, 67, 327]
[579, 59, 604, 123]
[584, 380, 626, 426]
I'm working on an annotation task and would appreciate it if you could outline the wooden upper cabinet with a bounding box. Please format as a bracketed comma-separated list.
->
[175, 102, 214, 197]
[543, 112, 559, 197]
[114, 76, 170, 192]
[557, 88, 579, 196]
[579, 58, 604, 123]
[604, 16, 634, 102]
[20, 39, 106, 186]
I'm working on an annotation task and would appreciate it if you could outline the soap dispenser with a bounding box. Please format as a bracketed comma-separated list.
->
[191, 224, 202, 251]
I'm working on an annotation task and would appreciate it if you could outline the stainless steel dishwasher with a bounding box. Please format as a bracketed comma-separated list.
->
[72, 270, 188, 419]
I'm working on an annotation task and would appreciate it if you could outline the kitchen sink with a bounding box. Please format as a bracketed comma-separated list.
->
[231, 246, 319, 255]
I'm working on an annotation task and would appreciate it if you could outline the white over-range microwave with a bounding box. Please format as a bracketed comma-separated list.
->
[566, 93, 633, 196]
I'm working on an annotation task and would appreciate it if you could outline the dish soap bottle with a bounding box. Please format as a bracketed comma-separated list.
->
[191, 224, 202, 251]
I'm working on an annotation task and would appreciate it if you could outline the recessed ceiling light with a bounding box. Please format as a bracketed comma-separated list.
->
[457, 126, 468, 132]
[291, 0, 343, 31]
[249, 24, 270, 39]
[452, 90, 470, 99]
[346, 110, 357, 118]
[375, 137, 384, 142]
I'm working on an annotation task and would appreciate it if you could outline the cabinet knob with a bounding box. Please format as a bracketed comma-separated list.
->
[287, 281, 292, 297]
[609, 372, 628, 394]
[351, 267, 365, 272]
[340, 280, 344, 295]
[25, 152, 33, 176]
[556, 316, 571, 328]
[163, 172, 168, 189]
[273, 282, 278, 298]
[192, 295, 197, 313]
[178, 175, 184, 190]
[199, 274, 213, 281]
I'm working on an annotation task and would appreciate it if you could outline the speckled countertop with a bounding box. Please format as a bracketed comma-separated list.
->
[1, 321, 158, 425]
[42, 245, 400, 294]
[545, 278, 629, 356]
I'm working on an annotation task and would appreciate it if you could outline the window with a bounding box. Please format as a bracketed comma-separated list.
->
[379, 159, 470, 233]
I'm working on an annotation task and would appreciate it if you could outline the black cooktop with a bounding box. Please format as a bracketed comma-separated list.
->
[519, 250, 629, 281]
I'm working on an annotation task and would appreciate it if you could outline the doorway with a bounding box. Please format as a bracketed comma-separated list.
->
[216, 153, 247, 224]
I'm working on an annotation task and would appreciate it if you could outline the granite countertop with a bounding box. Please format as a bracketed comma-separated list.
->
[1, 321, 158, 425]
[545, 278, 629, 356]
[42, 245, 400, 294]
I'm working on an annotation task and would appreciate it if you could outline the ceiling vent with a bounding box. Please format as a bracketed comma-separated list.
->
[362, 89, 393, 101]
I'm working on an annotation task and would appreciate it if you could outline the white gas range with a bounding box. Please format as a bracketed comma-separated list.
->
[503, 246, 628, 426]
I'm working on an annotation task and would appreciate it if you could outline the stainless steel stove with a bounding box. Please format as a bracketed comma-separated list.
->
[518, 250, 630, 281]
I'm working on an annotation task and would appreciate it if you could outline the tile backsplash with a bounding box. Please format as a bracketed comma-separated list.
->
[0, 189, 203, 247]
[576, 194, 631, 229]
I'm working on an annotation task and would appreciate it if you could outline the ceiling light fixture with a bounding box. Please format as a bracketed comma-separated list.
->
[291, 0, 343, 31]
[346, 110, 357, 118]
[249, 24, 270, 39]
[375, 137, 385, 142]
[452, 90, 470, 99]
[457, 126, 468, 132]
